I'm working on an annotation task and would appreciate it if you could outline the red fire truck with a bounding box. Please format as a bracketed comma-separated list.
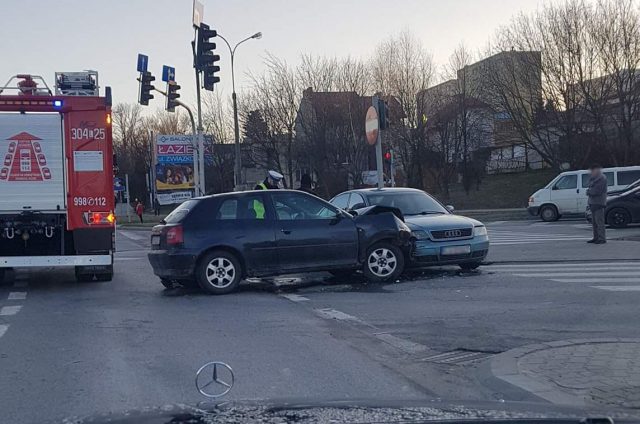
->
[0, 72, 115, 282]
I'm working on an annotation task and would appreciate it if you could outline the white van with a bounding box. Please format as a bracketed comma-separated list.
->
[528, 166, 640, 221]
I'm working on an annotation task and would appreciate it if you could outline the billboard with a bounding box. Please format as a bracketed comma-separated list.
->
[155, 135, 195, 192]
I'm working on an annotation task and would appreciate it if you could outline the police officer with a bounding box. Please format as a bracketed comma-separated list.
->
[252, 170, 283, 219]
[255, 170, 284, 190]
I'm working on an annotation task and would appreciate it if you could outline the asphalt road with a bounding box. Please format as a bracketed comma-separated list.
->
[1, 219, 640, 423]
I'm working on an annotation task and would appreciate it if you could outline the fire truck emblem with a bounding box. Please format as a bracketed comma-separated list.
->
[0, 132, 50, 181]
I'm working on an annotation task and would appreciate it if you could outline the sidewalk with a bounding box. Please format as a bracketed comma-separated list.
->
[491, 339, 640, 408]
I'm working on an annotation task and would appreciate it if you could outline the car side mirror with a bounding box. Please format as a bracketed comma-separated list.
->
[351, 203, 365, 210]
[446, 205, 455, 213]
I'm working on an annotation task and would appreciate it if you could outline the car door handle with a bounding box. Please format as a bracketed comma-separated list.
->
[280, 229, 291, 235]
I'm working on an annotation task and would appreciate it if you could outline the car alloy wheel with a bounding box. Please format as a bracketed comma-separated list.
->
[608, 208, 630, 228]
[367, 247, 398, 277]
[205, 257, 236, 288]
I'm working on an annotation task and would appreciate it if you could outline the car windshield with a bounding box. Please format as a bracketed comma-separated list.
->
[163, 199, 198, 223]
[367, 192, 448, 216]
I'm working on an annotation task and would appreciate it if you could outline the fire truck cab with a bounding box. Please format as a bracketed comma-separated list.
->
[0, 72, 115, 282]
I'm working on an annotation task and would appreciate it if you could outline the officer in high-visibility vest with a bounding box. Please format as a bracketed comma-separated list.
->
[254, 170, 283, 190]
[252, 170, 283, 218]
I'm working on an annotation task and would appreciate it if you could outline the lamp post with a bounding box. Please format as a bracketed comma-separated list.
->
[218, 31, 262, 191]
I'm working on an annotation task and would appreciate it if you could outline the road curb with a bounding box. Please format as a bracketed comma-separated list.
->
[490, 338, 640, 407]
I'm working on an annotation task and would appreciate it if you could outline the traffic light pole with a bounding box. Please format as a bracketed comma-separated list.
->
[193, 63, 206, 196]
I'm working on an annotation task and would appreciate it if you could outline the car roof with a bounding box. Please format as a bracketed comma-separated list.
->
[343, 187, 425, 196]
[193, 189, 308, 201]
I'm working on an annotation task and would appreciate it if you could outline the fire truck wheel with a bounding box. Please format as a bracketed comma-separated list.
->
[95, 267, 113, 282]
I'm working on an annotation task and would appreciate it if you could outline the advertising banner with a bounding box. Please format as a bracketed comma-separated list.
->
[155, 135, 196, 192]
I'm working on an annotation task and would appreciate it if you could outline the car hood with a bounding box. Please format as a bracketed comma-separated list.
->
[53, 399, 637, 423]
[403, 213, 482, 232]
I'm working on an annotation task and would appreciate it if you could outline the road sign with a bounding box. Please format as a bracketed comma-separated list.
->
[137, 54, 149, 73]
[114, 177, 125, 192]
[365, 106, 379, 146]
[162, 65, 176, 83]
[192, 0, 204, 27]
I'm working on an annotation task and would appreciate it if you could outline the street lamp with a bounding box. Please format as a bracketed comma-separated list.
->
[218, 31, 262, 191]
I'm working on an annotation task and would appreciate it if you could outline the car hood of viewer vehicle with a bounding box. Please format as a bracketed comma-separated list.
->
[54, 399, 638, 423]
[402, 214, 482, 232]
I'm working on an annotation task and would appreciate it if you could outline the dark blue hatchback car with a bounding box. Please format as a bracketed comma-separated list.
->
[148, 190, 411, 294]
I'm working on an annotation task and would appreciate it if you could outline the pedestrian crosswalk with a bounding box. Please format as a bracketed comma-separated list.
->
[485, 261, 640, 291]
[488, 229, 589, 245]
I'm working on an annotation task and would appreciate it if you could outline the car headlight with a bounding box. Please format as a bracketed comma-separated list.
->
[474, 226, 487, 237]
[412, 230, 429, 240]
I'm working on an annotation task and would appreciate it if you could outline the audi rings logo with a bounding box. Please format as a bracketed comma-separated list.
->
[444, 229, 462, 238]
[195, 361, 235, 398]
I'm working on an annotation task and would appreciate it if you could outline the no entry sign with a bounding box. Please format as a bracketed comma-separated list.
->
[365, 106, 379, 145]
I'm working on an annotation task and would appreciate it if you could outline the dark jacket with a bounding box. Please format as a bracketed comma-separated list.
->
[587, 173, 608, 207]
[297, 185, 317, 196]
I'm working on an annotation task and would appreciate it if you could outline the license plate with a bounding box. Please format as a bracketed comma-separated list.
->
[151, 235, 160, 245]
[441, 245, 471, 255]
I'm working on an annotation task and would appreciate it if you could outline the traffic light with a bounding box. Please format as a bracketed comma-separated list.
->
[166, 81, 181, 112]
[196, 23, 220, 91]
[138, 71, 155, 105]
[378, 99, 390, 130]
[384, 151, 392, 162]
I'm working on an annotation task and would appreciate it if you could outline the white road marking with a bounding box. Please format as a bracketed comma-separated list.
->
[0, 325, 8, 338]
[515, 271, 640, 278]
[0, 305, 22, 316]
[315, 308, 362, 322]
[487, 230, 589, 245]
[280, 294, 309, 302]
[118, 230, 147, 241]
[592, 286, 640, 291]
[487, 262, 640, 269]
[485, 261, 640, 291]
[553, 278, 640, 283]
[374, 333, 429, 354]
[7, 292, 27, 300]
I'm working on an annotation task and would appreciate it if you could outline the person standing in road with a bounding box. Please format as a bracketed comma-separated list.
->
[135, 199, 144, 224]
[254, 170, 284, 190]
[587, 164, 607, 244]
[297, 173, 318, 196]
[153, 197, 160, 216]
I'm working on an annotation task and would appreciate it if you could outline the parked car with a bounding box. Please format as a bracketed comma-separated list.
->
[148, 190, 411, 294]
[330, 188, 489, 270]
[528, 165, 640, 221]
[585, 183, 640, 228]
[4, 154, 12, 166]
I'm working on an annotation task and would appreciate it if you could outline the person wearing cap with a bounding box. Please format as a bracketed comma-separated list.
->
[252, 170, 283, 219]
[255, 170, 284, 190]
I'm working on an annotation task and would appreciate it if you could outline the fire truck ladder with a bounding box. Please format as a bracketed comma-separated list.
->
[55, 71, 99, 96]
[0, 74, 53, 96]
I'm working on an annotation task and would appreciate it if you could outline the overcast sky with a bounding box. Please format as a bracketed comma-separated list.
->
[1, 0, 562, 109]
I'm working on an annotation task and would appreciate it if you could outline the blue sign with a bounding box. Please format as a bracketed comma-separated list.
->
[137, 54, 149, 73]
[114, 177, 125, 192]
[162, 65, 175, 82]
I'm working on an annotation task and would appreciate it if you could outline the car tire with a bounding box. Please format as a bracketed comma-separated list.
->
[540, 205, 559, 222]
[0, 268, 5, 285]
[196, 250, 242, 295]
[607, 207, 631, 228]
[459, 262, 481, 271]
[363, 242, 404, 283]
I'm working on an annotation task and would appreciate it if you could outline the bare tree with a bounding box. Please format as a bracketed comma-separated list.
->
[202, 90, 234, 193]
[370, 31, 435, 188]
[247, 53, 301, 187]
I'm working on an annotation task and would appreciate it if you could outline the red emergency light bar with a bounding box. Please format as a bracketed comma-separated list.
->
[0, 95, 108, 113]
